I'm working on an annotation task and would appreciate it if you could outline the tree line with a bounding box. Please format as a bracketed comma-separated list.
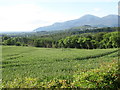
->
[58, 32, 119, 49]
[1, 31, 119, 49]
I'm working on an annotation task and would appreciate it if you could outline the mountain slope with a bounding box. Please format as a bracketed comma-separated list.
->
[34, 14, 118, 32]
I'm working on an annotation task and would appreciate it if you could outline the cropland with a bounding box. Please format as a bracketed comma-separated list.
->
[1, 46, 119, 88]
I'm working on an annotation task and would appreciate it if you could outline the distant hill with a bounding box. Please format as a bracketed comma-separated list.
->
[67, 25, 98, 31]
[34, 14, 118, 32]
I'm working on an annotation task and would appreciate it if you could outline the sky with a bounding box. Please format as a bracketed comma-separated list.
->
[0, 0, 119, 32]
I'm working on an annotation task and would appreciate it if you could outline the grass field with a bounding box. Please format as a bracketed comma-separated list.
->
[1, 46, 119, 88]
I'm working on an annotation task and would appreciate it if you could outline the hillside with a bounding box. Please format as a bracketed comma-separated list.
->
[34, 14, 118, 32]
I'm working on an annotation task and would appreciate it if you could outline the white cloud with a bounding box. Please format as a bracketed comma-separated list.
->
[0, 4, 77, 32]
[93, 8, 101, 12]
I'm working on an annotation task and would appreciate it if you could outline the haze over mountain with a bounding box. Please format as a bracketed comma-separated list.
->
[34, 14, 118, 32]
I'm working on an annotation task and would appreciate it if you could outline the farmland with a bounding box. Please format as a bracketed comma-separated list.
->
[1, 46, 119, 88]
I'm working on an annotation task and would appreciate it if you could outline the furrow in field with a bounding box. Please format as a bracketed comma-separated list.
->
[74, 49, 118, 60]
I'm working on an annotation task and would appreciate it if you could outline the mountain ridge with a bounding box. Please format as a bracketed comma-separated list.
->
[34, 14, 118, 32]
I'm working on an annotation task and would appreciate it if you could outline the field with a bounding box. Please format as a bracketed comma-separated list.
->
[1, 46, 119, 88]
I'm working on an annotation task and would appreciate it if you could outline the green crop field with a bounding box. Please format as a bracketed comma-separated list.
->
[1, 46, 119, 88]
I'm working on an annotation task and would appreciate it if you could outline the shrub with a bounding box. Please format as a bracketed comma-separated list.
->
[2, 61, 119, 89]
[15, 42, 21, 46]
[73, 61, 119, 89]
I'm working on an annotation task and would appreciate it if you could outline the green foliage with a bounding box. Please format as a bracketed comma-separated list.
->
[2, 46, 119, 88]
[58, 32, 119, 49]
[2, 60, 119, 88]
[102, 32, 120, 48]
[4, 38, 15, 45]
[15, 42, 21, 46]
[73, 61, 119, 88]
[1, 27, 119, 49]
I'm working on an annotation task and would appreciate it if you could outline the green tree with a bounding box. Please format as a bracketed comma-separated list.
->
[16, 42, 21, 46]
[4, 38, 15, 45]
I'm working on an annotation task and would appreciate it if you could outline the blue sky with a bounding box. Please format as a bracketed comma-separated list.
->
[0, 0, 119, 32]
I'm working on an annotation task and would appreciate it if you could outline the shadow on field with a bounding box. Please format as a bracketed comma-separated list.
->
[6, 55, 24, 60]
[2, 63, 29, 68]
[75, 50, 118, 60]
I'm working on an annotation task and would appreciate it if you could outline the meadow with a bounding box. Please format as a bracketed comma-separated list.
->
[1, 46, 119, 88]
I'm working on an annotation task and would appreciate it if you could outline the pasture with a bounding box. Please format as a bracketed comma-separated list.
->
[1, 46, 118, 88]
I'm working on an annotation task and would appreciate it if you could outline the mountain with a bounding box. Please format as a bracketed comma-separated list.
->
[34, 14, 118, 32]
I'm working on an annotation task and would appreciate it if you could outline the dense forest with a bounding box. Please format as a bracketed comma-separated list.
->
[1, 27, 120, 49]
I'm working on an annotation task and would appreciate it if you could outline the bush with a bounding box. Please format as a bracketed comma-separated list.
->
[73, 61, 119, 89]
[2, 61, 119, 89]
[23, 44, 28, 46]
[15, 42, 21, 46]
